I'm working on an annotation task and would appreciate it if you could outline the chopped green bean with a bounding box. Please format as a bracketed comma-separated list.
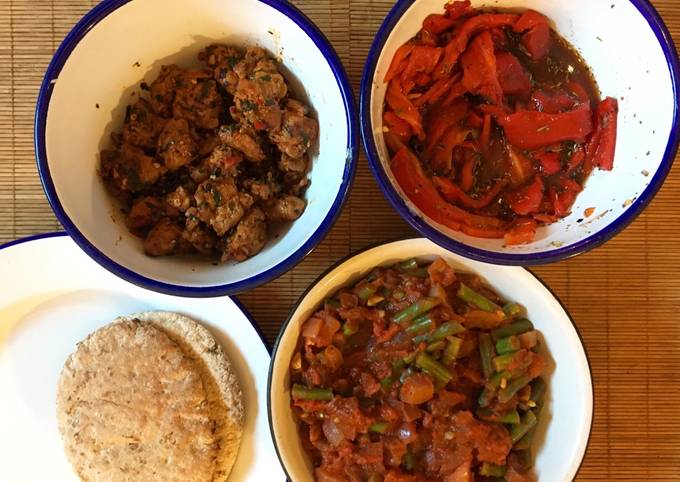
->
[496, 335, 521, 355]
[405, 315, 434, 336]
[503, 302, 522, 317]
[479, 463, 506, 477]
[292, 384, 333, 401]
[416, 352, 453, 385]
[530, 378, 547, 405]
[426, 340, 446, 352]
[499, 375, 532, 403]
[403, 353, 416, 365]
[511, 410, 538, 443]
[395, 258, 419, 272]
[369, 421, 389, 433]
[343, 319, 359, 337]
[478, 371, 510, 407]
[366, 271, 379, 282]
[514, 426, 537, 450]
[458, 283, 501, 312]
[392, 297, 442, 325]
[492, 352, 517, 372]
[499, 409, 521, 424]
[442, 336, 463, 366]
[381, 359, 406, 391]
[428, 321, 466, 342]
[492, 319, 534, 341]
[479, 333, 495, 379]
[357, 284, 377, 302]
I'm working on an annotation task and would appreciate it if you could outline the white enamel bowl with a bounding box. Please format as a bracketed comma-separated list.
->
[361, 0, 679, 265]
[36, 0, 357, 296]
[268, 238, 593, 482]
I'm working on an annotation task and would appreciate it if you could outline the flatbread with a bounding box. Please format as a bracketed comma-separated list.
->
[56, 312, 244, 482]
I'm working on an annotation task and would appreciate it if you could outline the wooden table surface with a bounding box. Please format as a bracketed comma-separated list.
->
[1, 1, 678, 480]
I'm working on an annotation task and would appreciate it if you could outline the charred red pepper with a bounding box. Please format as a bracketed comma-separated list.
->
[461, 31, 503, 104]
[496, 52, 532, 97]
[506, 176, 544, 215]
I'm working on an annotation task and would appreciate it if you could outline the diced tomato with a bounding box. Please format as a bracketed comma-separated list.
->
[496, 51, 532, 97]
[402, 45, 443, 81]
[400, 373, 435, 405]
[533, 151, 561, 175]
[506, 176, 544, 215]
[498, 103, 593, 150]
[461, 31, 503, 104]
[384, 110, 413, 144]
[386, 77, 425, 138]
[385, 42, 415, 83]
[504, 218, 538, 245]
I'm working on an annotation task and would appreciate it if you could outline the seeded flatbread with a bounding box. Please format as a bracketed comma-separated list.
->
[56, 312, 244, 482]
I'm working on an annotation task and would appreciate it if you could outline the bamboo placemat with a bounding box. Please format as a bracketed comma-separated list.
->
[1, 0, 679, 479]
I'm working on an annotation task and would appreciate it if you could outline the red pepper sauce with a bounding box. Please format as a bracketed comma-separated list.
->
[289, 257, 548, 482]
[382, 1, 619, 245]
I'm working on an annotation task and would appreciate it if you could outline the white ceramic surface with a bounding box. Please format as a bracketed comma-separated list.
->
[363, 0, 677, 262]
[269, 238, 592, 482]
[39, 0, 353, 293]
[0, 233, 283, 482]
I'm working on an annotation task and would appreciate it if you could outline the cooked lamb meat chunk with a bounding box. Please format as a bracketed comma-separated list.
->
[269, 99, 318, 159]
[157, 118, 196, 171]
[194, 178, 254, 236]
[200, 44, 243, 95]
[244, 178, 277, 201]
[182, 220, 217, 256]
[218, 124, 266, 162]
[144, 218, 191, 256]
[127, 196, 164, 234]
[207, 145, 243, 174]
[122, 98, 166, 150]
[173, 70, 223, 130]
[278, 153, 308, 174]
[147, 65, 184, 117]
[222, 208, 267, 262]
[166, 186, 192, 213]
[264, 195, 306, 222]
[101, 143, 166, 196]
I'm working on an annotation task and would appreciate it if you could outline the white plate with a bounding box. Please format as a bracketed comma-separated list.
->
[0, 233, 284, 482]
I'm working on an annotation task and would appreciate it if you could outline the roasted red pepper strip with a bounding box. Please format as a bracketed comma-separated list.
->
[429, 127, 470, 173]
[514, 10, 551, 61]
[461, 31, 503, 104]
[459, 155, 476, 192]
[533, 151, 561, 175]
[391, 147, 506, 230]
[566, 145, 585, 173]
[402, 45, 443, 81]
[506, 176, 545, 215]
[590, 97, 619, 171]
[386, 78, 425, 139]
[383, 110, 413, 144]
[414, 75, 457, 107]
[423, 13, 458, 35]
[480, 113, 492, 152]
[495, 103, 593, 150]
[442, 81, 469, 106]
[530, 89, 576, 114]
[550, 177, 582, 216]
[444, 0, 472, 19]
[513, 10, 549, 32]
[425, 99, 468, 152]
[384, 43, 415, 83]
[434, 13, 519, 79]
[496, 52, 532, 97]
[433, 176, 507, 210]
[504, 218, 538, 245]
[506, 144, 535, 186]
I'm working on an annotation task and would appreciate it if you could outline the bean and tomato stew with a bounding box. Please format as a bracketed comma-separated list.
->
[290, 257, 548, 482]
[382, 1, 619, 245]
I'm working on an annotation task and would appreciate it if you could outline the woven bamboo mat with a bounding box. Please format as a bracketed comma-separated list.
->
[1, 0, 679, 479]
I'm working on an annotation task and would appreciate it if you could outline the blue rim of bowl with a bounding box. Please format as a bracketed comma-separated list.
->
[267, 237, 594, 481]
[0, 231, 273, 352]
[360, 0, 680, 266]
[34, 0, 358, 297]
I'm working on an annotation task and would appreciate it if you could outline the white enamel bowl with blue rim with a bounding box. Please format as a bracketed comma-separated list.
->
[35, 0, 357, 296]
[268, 238, 593, 482]
[360, 0, 679, 265]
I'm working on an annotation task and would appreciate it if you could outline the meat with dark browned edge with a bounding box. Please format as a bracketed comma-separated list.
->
[99, 44, 317, 262]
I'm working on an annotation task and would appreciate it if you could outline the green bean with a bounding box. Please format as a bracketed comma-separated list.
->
[499, 409, 520, 424]
[479, 463, 506, 477]
[492, 352, 517, 372]
[369, 421, 389, 434]
[511, 410, 538, 443]
[426, 340, 446, 352]
[503, 302, 522, 317]
[428, 321, 465, 342]
[499, 375, 532, 403]
[366, 271, 379, 282]
[530, 377, 547, 405]
[403, 353, 416, 365]
[492, 319, 534, 341]
[496, 335, 521, 355]
[392, 297, 442, 324]
[479, 333, 495, 379]
[291, 384, 333, 401]
[381, 359, 406, 391]
[478, 371, 511, 408]
[405, 315, 434, 336]
[395, 258, 419, 272]
[416, 352, 453, 385]
[442, 336, 462, 366]
[343, 319, 359, 337]
[514, 426, 537, 451]
[457, 283, 501, 312]
[357, 284, 377, 302]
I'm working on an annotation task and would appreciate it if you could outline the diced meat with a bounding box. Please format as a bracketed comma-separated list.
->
[218, 124, 266, 162]
[182, 217, 217, 256]
[200, 44, 243, 94]
[194, 178, 252, 236]
[147, 64, 184, 117]
[232, 58, 287, 131]
[100, 143, 166, 196]
[223, 207, 267, 261]
[244, 178, 277, 201]
[269, 99, 318, 159]
[173, 69, 223, 130]
[279, 153, 308, 174]
[264, 195, 306, 222]
[144, 218, 190, 256]
[122, 98, 166, 150]
[166, 186, 192, 212]
[207, 145, 243, 174]
[127, 196, 163, 234]
[157, 118, 196, 170]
